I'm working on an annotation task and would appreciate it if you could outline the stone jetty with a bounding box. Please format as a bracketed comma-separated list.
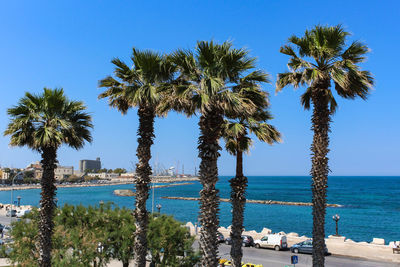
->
[113, 189, 135, 196]
[113, 183, 194, 197]
[162, 196, 342, 207]
[152, 182, 194, 189]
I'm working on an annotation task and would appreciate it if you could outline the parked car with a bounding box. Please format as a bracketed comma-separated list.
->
[217, 232, 225, 243]
[254, 234, 287, 251]
[6, 209, 17, 217]
[2, 226, 11, 235]
[219, 259, 262, 267]
[290, 239, 329, 255]
[225, 235, 254, 247]
[16, 209, 31, 218]
[219, 259, 232, 266]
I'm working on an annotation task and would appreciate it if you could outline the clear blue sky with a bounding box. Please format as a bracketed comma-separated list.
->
[0, 0, 399, 176]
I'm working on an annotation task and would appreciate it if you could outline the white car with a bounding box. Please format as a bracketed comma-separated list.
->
[254, 234, 287, 251]
[16, 209, 31, 218]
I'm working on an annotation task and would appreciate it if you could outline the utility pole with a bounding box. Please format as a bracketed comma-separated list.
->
[151, 183, 155, 213]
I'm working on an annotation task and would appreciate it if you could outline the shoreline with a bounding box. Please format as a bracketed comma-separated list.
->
[0, 176, 199, 192]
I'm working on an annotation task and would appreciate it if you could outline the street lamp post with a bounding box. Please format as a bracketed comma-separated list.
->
[332, 214, 340, 236]
[156, 204, 162, 213]
[10, 171, 24, 225]
[151, 182, 155, 213]
[17, 196, 21, 207]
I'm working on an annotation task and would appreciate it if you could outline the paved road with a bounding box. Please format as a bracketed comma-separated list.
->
[0, 215, 17, 226]
[217, 243, 399, 267]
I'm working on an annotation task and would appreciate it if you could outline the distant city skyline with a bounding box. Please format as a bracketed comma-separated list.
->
[0, 1, 399, 176]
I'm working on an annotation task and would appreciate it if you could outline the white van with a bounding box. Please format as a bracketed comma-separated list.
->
[254, 234, 287, 251]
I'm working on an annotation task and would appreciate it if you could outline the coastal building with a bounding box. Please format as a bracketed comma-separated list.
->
[54, 166, 74, 180]
[87, 172, 119, 179]
[0, 169, 10, 180]
[34, 169, 43, 179]
[0, 168, 24, 180]
[79, 157, 101, 173]
[26, 161, 74, 180]
[26, 161, 42, 170]
[26, 161, 44, 179]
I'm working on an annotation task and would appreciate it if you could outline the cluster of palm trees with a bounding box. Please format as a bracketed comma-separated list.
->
[4, 24, 373, 267]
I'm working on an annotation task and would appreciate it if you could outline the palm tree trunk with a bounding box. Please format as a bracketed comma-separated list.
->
[310, 87, 331, 267]
[198, 112, 224, 267]
[133, 106, 155, 267]
[230, 149, 247, 267]
[122, 261, 129, 267]
[39, 146, 58, 267]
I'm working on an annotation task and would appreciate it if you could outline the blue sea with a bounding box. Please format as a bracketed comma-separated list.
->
[1, 176, 399, 244]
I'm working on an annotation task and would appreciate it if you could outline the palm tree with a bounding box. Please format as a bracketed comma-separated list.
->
[4, 88, 92, 267]
[169, 41, 263, 266]
[224, 102, 281, 266]
[276, 25, 374, 266]
[98, 48, 175, 267]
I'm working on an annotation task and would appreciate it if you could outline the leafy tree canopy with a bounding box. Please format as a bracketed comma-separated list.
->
[6, 204, 198, 266]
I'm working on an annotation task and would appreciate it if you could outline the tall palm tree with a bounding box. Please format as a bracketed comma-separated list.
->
[169, 41, 263, 266]
[276, 25, 374, 266]
[4, 88, 92, 267]
[224, 102, 281, 267]
[98, 48, 175, 267]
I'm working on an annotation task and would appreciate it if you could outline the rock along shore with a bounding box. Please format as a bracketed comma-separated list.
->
[162, 196, 343, 207]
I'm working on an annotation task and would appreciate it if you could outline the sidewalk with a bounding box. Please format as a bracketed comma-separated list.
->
[0, 258, 9, 266]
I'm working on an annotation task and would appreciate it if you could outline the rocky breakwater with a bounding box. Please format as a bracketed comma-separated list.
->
[113, 189, 135, 197]
[151, 176, 199, 183]
[113, 183, 194, 197]
[152, 182, 194, 189]
[162, 196, 342, 207]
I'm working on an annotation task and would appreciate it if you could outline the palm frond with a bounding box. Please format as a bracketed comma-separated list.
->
[99, 48, 176, 115]
[278, 25, 374, 109]
[4, 88, 93, 151]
